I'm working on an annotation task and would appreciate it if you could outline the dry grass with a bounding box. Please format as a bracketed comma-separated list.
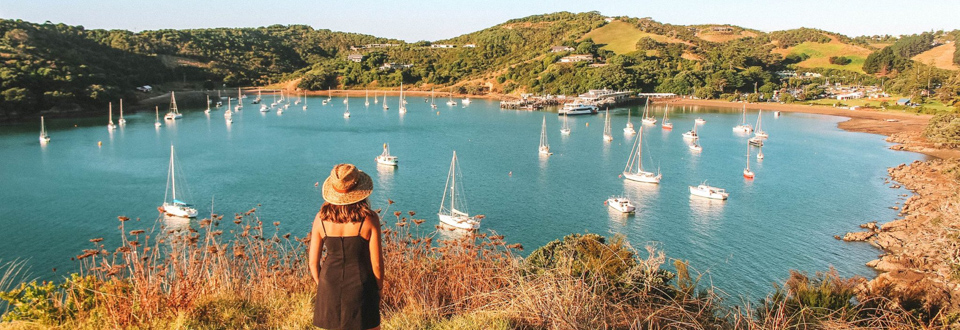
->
[912, 44, 959, 71]
[0, 204, 953, 329]
[581, 21, 690, 55]
[771, 40, 873, 73]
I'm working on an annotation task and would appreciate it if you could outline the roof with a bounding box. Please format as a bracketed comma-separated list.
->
[897, 98, 911, 103]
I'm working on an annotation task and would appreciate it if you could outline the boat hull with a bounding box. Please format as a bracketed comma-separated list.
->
[623, 171, 660, 184]
[376, 156, 398, 166]
[438, 213, 480, 230]
[161, 203, 198, 218]
[606, 198, 635, 213]
[689, 185, 728, 200]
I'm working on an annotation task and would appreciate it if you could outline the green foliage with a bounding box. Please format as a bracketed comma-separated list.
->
[757, 269, 863, 325]
[863, 47, 910, 74]
[924, 112, 960, 145]
[768, 28, 832, 48]
[828, 56, 852, 65]
[889, 32, 936, 58]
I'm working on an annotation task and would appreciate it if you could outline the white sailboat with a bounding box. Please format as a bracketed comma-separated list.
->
[205, 95, 211, 114]
[399, 83, 407, 114]
[689, 139, 702, 152]
[276, 95, 284, 115]
[462, 97, 471, 105]
[682, 121, 699, 140]
[661, 105, 673, 130]
[39, 116, 51, 143]
[689, 182, 728, 200]
[603, 109, 613, 142]
[743, 144, 755, 179]
[160, 145, 199, 218]
[733, 105, 753, 133]
[754, 110, 768, 138]
[757, 145, 764, 161]
[364, 90, 370, 107]
[382, 91, 389, 110]
[623, 109, 636, 135]
[343, 96, 351, 118]
[560, 113, 571, 135]
[154, 106, 162, 127]
[118, 99, 127, 125]
[107, 102, 117, 130]
[695, 117, 706, 124]
[438, 151, 481, 230]
[430, 89, 437, 109]
[641, 98, 656, 125]
[253, 88, 262, 104]
[622, 126, 661, 184]
[374, 91, 379, 104]
[302, 92, 308, 110]
[446, 88, 457, 106]
[322, 88, 331, 105]
[375, 143, 398, 166]
[539, 116, 552, 155]
[215, 90, 222, 107]
[235, 89, 243, 110]
[239, 88, 246, 99]
[224, 101, 233, 123]
[164, 92, 182, 120]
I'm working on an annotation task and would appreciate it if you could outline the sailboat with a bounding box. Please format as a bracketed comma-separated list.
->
[438, 151, 481, 230]
[364, 90, 370, 107]
[276, 95, 284, 115]
[446, 88, 457, 106]
[375, 143, 398, 166]
[754, 110, 768, 138]
[235, 89, 243, 110]
[462, 96, 471, 105]
[302, 92, 308, 110]
[695, 117, 706, 124]
[539, 116, 552, 155]
[343, 90, 349, 104]
[322, 88, 331, 105]
[399, 83, 407, 113]
[603, 109, 613, 142]
[641, 98, 657, 125]
[343, 96, 351, 118]
[743, 144, 755, 179]
[215, 90, 222, 107]
[382, 91, 389, 110]
[252, 88, 262, 104]
[623, 109, 636, 135]
[224, 100, 233, 123]
[239, 88, 246, 99]
[295, 91, 301, 105]
[259, 94, 270, 112]
[430, 89, 437, 109]
[118, 99, 127, 125]
[757, 145, 764, 161]
[682, 121, 699, 139]
[160, 145, 199, 218]
[622, 126, 661, 184]
[733, 104, 753, 133]
[164, 92, 182, 120]
[39, 116, 51, 143]
[689, 139, 702, 152]
[155, 106, 162, 127]
[560, 113, 571, 135]
[661, 105, 673, 129]
[374, 91, 379, 104]
[107, 102, 117, 130]
[205, 95, 211, 114]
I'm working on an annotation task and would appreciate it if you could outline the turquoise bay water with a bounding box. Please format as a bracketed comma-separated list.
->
[0, 96, 921, 300]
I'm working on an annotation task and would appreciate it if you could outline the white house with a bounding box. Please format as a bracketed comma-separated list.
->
[431, 44, 456, 49]
[347, 54, 365, 62]
[463, 44, 477, 48]
[559, 54, 594, 63]
[550, 46, 574, 53]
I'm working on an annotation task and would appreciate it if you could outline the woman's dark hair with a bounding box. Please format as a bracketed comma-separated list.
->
[319, 199, 377, 224]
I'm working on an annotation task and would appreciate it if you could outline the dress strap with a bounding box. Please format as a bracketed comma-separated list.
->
[319, 219, 327, 237]
[356, 218, 364, 236]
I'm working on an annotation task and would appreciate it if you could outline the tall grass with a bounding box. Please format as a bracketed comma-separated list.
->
[0, 206, 951, 329]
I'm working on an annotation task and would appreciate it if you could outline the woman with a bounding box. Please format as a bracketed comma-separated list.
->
[310, 164, 383, 330]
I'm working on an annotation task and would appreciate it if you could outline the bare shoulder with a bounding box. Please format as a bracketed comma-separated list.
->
[365, 212, 381, 229]
[311, 211, 324, 234]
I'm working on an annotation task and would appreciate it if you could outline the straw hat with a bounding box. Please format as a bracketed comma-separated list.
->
[322, 164, 373, 205]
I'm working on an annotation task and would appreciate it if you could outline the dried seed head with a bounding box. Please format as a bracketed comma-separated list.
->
[90, 238, 104, 243]
[388, 199, 395, 205]
[118, 216, 130, 222]
[130, 230, 145, 235]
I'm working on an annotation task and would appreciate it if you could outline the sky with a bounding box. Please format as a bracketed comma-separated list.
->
[1, 0, 958, 41]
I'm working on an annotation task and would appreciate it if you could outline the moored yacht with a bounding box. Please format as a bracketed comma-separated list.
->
[376, 143, 398, 166]
[606, 196, 636, 213]
[689, 183, 729, 200]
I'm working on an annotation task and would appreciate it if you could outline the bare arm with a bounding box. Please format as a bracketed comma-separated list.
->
[308, 213, 324, 285]
[367, 215, 384, 290]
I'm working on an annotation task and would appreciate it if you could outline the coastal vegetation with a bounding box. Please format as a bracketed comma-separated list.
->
[4, 12, 960, 121]
[1, 204, 958, 329]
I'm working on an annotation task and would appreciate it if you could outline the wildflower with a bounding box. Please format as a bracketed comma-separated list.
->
[394, 211, 402, 217]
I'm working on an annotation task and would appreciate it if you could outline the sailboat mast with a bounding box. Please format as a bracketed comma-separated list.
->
[109, 102, 113, 123]
[450, 151, 457, 213]
[171, 92, 179, 114]
[637, 127, 643, 172]
[756, 110, 762, 130]
[170, 145, 176, 201]
[41, 116, 45, 135]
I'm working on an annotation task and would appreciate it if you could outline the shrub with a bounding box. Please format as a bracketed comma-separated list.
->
[924, 112, 960, 145]
[828, 56, 852, 65]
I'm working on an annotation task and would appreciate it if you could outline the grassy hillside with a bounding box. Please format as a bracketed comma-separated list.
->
[580, 20, 689, 54]
[912, 43, 959, 71]
[773, 41, 873, 73]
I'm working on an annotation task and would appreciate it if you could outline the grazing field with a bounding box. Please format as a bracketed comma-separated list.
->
[773, 41, 873, 73]
[581, 20, 689, 54]
[912, 43, 959, 71]
[696, 29, 757, 43]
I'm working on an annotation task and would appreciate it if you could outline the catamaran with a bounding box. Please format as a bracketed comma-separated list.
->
[154, 106, 162, 127]
[641, 98, 656, 125]
[539, 116, 552, 155]
[754, 110, 768, 138]
[622, 126, 661, 184]
[623, 109, 636, 135]
[164, 92, 182, 120]
[689, 182, 728, 200]
[446, 88, 457, 106]
[160, 145, 199, 218]
[560, 113, 571, 135]
[118, 99, 127, 125]
[682, 121, 699, 140]
[39, 116, 51, 143]
[438, 151, 481, 230]
[662, 105, 673, 129]
[603, 109, 613, 142]
[733, 104, 753, 133]
[107, 102, 117, 130]
[743, 144, 755, 179]
[375, 143, 398, 166]
[606, 196, 636, 213]
[559, 103, 598, 115]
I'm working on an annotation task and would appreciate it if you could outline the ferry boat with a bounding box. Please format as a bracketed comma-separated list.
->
[558, 103, 598, 115]
[689, 183, 728, 200]
[606, 196, 636, 213]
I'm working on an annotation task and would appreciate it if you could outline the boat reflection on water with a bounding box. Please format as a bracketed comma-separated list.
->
[622, 180, 659, 213]
[689, 195, 726, 236]
[375, 163, 396, 197]
[162, 214, 191, 230]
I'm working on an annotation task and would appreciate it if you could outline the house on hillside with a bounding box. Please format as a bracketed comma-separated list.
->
[463, 44, 477, 48]
[347, 54, 365, 62]
[379, 63, 413, 71]
[431, 44, 456, 48]
[550, 46, 574, 53]
[711, 26, 734, 33]
[604, 17, 614, 23]
[896, 98, 911, 106]
[559, 54, 595, 63]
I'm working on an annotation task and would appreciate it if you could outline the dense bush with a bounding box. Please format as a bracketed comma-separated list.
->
[828, 56, 852, 65]
[924, 112, 960, 145]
